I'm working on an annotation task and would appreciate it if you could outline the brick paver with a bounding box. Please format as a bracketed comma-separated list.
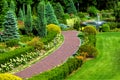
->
[15, 30, 80, 78]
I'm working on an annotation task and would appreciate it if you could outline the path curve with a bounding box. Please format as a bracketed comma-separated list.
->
[15, 30, 80, 78]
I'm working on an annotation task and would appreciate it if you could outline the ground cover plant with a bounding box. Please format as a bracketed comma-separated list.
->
[66, 32, 120, 80]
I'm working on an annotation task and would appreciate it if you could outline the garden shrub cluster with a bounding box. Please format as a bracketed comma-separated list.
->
[0, 46, 34, 64]
[5, 39, 19, 47]
[28, 57, 83, 80]
[77, 25, 98, 59]
[0, 73, 22, 80]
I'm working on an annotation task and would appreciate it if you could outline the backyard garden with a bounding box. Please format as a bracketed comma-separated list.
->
[0, 0, 120, 80]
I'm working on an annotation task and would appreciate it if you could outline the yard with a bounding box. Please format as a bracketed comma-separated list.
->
[66, 32, 120, 80]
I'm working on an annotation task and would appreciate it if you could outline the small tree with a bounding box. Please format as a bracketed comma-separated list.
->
[24, 4, 32, 35]
[2, 10, 19, 41]
[45, 2, 59, 25]
[66, 0, 77, 15]
[37, 1, 47, 37]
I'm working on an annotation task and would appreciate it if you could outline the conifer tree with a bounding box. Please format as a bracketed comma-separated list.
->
[45, 2, 59, 25]
[18, 8, 24, 21]
[66, 0, 77, 15]
[10, 0, 16, 12]
[1, 10, 19, 41]
[0, 0, 7, 27]
[54, 2, 66, 24]
[37, 1, 47, 37]
[24, 4, 32, 35]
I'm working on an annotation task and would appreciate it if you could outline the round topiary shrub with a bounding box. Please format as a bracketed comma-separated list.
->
[47, 24, 61, 34]
[78, 44, 98, 58]
[83, 26, 97, 35]
[0, 73, 22, 80]
[101, 23, 110, 32]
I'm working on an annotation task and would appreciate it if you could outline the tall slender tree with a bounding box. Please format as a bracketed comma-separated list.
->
[45, 2, 59, 25]
[24, 4, 32, 35]
[0, 0, 7, 28]
[18, 8, 24, 21]
[37, 1, 47, 37]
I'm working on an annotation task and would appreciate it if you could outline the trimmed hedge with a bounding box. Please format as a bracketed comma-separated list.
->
[28, 57, 83, 80]
[0, 46, 34, 64]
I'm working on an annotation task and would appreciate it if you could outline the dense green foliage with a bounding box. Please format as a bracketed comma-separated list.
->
[37, 1, 47, 37]
[65, 0, 77, 15]
[45, 2, 59, 25]
[28, 57, 82, 80]
[101, 23, 110, 32]
[1, 10, 19, 41]
[114, 2, 120, 22]
[67, 32, 120, 80]
[0, 0, 7, 27]
[0, 46, 34, 64]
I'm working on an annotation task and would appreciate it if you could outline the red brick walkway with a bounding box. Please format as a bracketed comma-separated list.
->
[15, 30, 80, 78]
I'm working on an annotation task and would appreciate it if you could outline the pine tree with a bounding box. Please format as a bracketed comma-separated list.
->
[45, 2, 59, 25]
[54, 2, 66, 24]
[37, 1, 47, 37]
[1, 10, 19, 41]
[24, 4, 32, 35]
[10, 0, 16, 12]
[66, 0, 77, 15]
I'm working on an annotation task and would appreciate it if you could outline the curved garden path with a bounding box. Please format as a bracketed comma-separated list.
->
[15, 30, 80, 79]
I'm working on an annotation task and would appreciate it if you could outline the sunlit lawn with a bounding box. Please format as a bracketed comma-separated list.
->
[66, 32, 120, 80]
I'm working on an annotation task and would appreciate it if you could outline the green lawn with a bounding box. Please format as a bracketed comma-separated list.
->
[66, 32, 120, 80]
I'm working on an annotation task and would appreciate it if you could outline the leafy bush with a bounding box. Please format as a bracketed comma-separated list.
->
[78, 44, 98, 58]
[88, 35, 96, 47]
[107, 22, 117, 29]
[0, 46, 34, 64]
[28, 57, 82, 80]
[101, 23, 110, 32]
[87, 6, 99, 17]
[27, 37, 44, 50]
[5, 39, 19, 47]
[83, 26, 97, 35]
[110, 28, 120, 32]
[20, 35, 33, 43]
[0, 73, 22, 80]
[59, 24, 68, 30]
[47, 24, 61, 34]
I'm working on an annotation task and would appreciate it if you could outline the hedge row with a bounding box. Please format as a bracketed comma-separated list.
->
[28, 57, 83, 80]
[0, 46, 34, 64]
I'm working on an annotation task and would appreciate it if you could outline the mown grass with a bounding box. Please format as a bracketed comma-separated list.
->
[66, 32, 120, 80]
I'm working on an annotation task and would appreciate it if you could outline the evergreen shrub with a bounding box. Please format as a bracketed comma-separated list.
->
[47, 24, 61, 34]
[83, 26, 97, 35]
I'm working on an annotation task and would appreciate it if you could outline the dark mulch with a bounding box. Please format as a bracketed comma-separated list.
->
[15, 30, 80, 78]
